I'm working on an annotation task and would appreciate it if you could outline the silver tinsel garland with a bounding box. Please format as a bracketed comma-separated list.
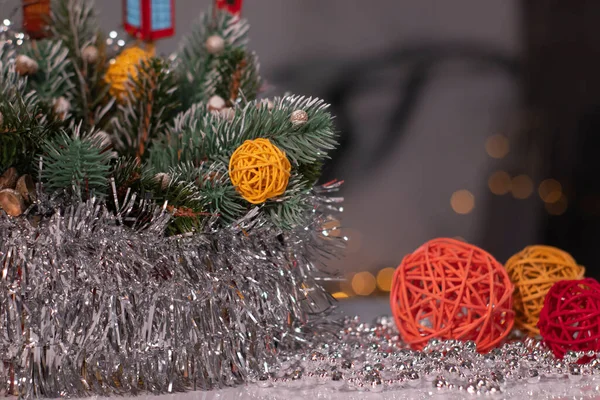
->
[0, 182, 344, 398]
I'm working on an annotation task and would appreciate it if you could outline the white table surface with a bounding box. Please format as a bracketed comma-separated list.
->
[94, 379, 600, 400]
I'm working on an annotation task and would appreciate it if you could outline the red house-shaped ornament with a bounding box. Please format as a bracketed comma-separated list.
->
[123, 0, 175, 41]
[22, 0, 51, 39]
[215, 0, 243, 15]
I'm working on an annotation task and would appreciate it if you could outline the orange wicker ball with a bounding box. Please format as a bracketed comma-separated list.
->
[505, 245, 584, 336]
[390, 238, 515, 353]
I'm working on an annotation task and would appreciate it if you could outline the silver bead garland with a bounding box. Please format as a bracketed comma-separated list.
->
[254, 315, 600, 397]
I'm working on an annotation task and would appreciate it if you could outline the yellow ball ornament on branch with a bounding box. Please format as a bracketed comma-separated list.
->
[505, 245, 585, 336]
[228, 138, 291, 204]
[104, 45, 154, 99]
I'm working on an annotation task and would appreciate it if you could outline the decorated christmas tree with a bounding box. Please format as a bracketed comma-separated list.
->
[0, 0, 344, 396]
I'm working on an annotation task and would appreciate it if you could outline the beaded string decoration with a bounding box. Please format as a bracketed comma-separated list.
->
[228, 138, 291, 204]
[390, 238, 514, 353]
[538, 278, 600, 361]
[505, 245, 585, 336]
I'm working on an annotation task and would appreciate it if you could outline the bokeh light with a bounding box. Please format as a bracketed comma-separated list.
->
[488, 171, 512, 195]
[451, 190, 475, 214]
[485, 134, 510, 159]
[538, 179, 562, 203]
[351, 272, 377, 296]
[331, 292, 349, 299]
[511, 175, 533, 199]
[376, 268, 395, 292]
[545, 194, 568, 216]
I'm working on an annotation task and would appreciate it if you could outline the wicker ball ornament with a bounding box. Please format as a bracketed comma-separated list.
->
[228, 138, 291, 204]
[539, 279, 600, 361]
[390, 238, 515, 353]
[506, 245, 585, 336]
[104, 46, 154, 99]
[290, 110, 308, 126]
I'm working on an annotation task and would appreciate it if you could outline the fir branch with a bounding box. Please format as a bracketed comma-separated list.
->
[267, 192, 312, 230]
[111, 57, 179, 162]
[0, 47, 28, 99]
[176, 8, 254, 107]
[51, 0, 111, 127]
[213, 48, 261, 105]
[51, 0, 98, 56]
[150, 95, 337, 172]
[147, 102, 208, 172]
[20, 39, 74, 109]
[111, 156, 143, 199]
[168, 162, 244, 225]
[0, 49, 57, 172]
[40, 124, 114, 199]
[147, 96, 337, 228]
[265, 174, 313, 229]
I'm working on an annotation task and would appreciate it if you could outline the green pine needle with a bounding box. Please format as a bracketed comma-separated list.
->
[112, 57, 179, 161]
[177, 8, 256, 107]
[41, 126, 114, 199]
[0, 48, 56, 173]
[51, 0, 112, 128]
[20, 40, 74, 109]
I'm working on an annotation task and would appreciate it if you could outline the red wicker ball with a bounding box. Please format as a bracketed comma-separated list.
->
[538, 278, 600, 360]
[390, 238, 515, 353]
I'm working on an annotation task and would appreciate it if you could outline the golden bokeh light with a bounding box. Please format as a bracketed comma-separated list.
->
[485, 134, 510, 159]
[351, 272, 377, 296]
[450, 190, 475, 214]
[538, 179, 562, 204]
[511, 175, 533, 199]
[545, 194, 568, 216]
[376, 268, 396, 292]
[488, 171, 512, 195]
[331, 291, 349, 299]
[453, 236, 467, 242]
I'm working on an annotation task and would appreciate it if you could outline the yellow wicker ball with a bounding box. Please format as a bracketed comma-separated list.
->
[228, 138, 291, 204]
[505, 245, 585, 336]
[104, 45, 154, 99]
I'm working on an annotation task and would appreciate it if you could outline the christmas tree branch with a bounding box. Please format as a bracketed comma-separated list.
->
[51, 0, 110, 127]
[111, 57, 179, 162]
[0, 47, 58, 172]
[40, 124, 114, 199]
[147, 95, 337, 228]
[21, 40, 74, 111]
[176, 8, 258, 107]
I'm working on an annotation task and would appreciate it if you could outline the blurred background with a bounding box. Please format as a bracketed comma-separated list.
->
[6, 0, 600, 307]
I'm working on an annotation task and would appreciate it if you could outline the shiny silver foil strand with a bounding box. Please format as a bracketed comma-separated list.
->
[0, 181, 345, 398]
